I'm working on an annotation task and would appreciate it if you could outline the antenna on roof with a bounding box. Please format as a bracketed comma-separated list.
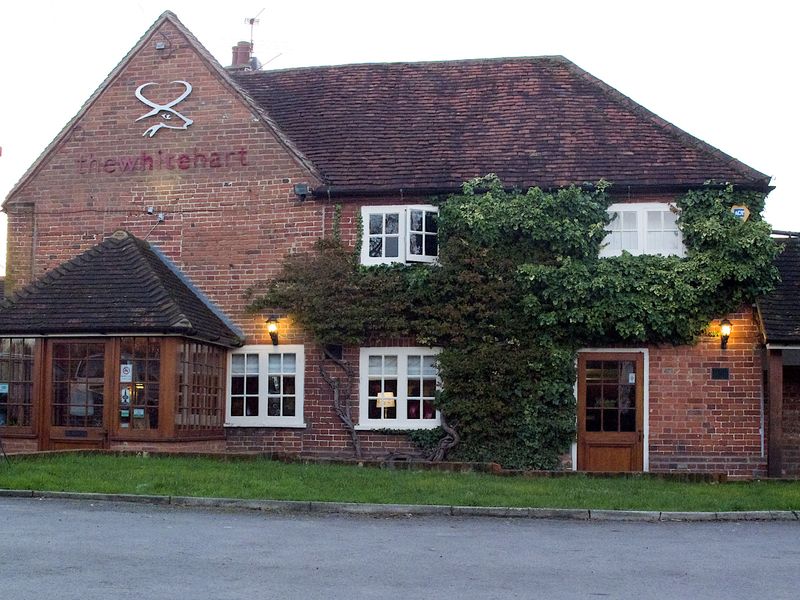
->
[244, 8, 266, 48]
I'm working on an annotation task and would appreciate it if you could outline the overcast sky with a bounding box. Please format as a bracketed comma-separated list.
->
[1, 0, 797, 273]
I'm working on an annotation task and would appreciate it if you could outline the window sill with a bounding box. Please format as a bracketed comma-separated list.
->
[224, 421, 308, 429]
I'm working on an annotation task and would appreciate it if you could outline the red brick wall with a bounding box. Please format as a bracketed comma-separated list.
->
[3, 437, 38, 454]
[110, 439, 226, 453]
[648, 308, 766, 477]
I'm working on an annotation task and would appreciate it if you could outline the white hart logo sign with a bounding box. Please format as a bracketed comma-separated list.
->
[135, 80, 194, 138]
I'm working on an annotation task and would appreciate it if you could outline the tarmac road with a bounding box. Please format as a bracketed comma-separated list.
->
[1, 497, 798, 599]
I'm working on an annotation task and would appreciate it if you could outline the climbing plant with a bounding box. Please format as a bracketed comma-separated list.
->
[248, 176, 779, 469]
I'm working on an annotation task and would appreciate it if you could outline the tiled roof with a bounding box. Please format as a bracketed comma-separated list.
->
[231, 57, 770, 195]
[0, 231, 243, 347]
[759, 238, 800, 344]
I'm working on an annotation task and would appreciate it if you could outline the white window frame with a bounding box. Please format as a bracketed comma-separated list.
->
[357, 347, 442, 430]
[226, 345, 305, 428]
[360, 205, 439, 265]
[600, 202, 685, 258]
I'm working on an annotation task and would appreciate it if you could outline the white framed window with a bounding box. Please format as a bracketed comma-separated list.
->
[226, 345, 305, 427]
[600, 203, 684, 257]
[360, 205, 439, 265]
[357, 347, 441, 430]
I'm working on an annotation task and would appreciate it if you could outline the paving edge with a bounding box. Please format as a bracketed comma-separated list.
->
[1, 489, 798, 522]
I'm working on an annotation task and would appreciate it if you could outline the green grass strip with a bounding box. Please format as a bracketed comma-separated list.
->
[0, 454, 798, 512]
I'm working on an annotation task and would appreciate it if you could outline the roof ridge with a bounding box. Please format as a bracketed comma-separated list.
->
[555, 57, 770, 187]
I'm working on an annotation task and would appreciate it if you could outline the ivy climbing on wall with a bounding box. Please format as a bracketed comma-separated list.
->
[248, 176, 779, 469]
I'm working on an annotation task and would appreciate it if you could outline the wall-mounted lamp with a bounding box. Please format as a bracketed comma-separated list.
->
[266, 315, 279, 346]
[720, 319, 732, 350]
[293, 182, 310, 201]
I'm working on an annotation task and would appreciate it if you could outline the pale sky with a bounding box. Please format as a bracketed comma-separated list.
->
[1, 1, 798, 274]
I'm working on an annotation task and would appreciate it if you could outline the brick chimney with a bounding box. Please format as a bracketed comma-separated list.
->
[230, 41, 253, 69]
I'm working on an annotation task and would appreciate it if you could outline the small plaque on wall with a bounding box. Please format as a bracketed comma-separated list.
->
[711, 368, 730, 380]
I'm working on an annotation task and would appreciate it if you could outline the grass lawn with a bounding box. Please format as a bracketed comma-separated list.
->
[0, 453, 798, 512]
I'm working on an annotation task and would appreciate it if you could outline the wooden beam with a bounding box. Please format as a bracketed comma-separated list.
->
[768, 349, 784, 477]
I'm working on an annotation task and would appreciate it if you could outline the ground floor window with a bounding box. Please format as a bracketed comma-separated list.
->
[358, 347, 440, 429]
[226, 345, 305, 427]
[119, 337, 161, 430]
[52, 341, 105, 428]
[0, 337, 35, 428]
[176, 342, 226, 431]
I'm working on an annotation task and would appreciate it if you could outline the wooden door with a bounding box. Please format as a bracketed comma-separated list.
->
[577, 353, 644, 472]
[43, 340, 110, 450]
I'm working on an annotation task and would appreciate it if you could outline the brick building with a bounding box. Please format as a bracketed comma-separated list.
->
[0, 12, 793, 476]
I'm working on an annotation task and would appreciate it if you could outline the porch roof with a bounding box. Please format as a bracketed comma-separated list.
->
[0, 231, 243, 347]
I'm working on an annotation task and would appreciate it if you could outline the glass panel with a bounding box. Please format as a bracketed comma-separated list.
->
[384, 379, 398, 395]
[283, 376, 295, 395]
[385, 213, 399, 235]
[422, 355, 437, 376]
[369, 237, 382, 257]
[268, 397, 280, 416]
[409, 210, 423, 232]
[407, 355, 421, 376]
[283, 397, 295, 417]
[246, 354, 259, 373]
[368, 379, 382, 396]
[422, 400, 436, 419]
[586, 384, 602, 408]
[409, 233, 422, 255]
[647, 210, 662, 230]
[246, 375, 259, 394]
[268, 354, 281, 372]
[231, 376, 244, 395]
[603, 409, 619, 432]
[407, 379, 421, 396]
[585, 361, 603, 380]
[369, 213, 383, 235]
[384, 405, 397, 419]
[622, 211, 637, 229]
[622, 231, 638, 250]
[368, 356, 382, 375]
[620, 409, 636, 432]
[283, 354, 296, 373]
[385, 236, 399, 258]
[425, 211, 438, 233]
[425, 235, 438, 257]
[407, 400, 420, 419]
[586, 409, 601, 432]
[268, 375, 280, 394]
[368, 398, 380, 419]
[231, 397, 244, 416]
[422, 379, 436, 397]
[246, 396, 259, 416]
[602, 385, 619, 407]
[383, 356, 397, 375]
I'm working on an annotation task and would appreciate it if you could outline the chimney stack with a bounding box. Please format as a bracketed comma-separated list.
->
[230, 41, 253, 69]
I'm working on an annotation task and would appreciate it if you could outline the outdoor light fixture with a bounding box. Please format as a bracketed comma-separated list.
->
[266, 315, 279, 345]
[720, 319, 732, 350]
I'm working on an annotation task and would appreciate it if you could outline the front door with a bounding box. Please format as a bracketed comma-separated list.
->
[45, 340, 110, 450]
[577, 352, 644, 472]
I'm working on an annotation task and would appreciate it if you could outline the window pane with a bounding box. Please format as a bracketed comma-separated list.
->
[385, 213, 399, 235]
[408, 355, 421, 376]
[369, 213, 383, 235]
[407, 399, 421, 419]
[620, 409, 636, 432]
[283, 354, 296, 373]
[603, 409, 619, 432]
[422, 356, 437, 376]
[622, 211, 637, 230]
[407, 379, 421, 396]
[423, 400, 436, 419]
[369, 237, 382, 257]
[384, 379, 398, 395]
[283, 397, 296, 417]
[425, 211, 438, 233]
[246, 397, 259, 416]
[409, 210, 423, 232]
[586, 409, 601, 432]
[231, 376, 244, 395]
[268, 397, 280, 416]
[422, 379, 436, 397]
[622, 231, 638, 250]
[268, 354, 281, 373]
[385, 236, 399, 258]
[368, 379, 382, 396]
[368, 398, 380, 419]
[384, 356, 397, 375]
[283, 376, 295, 395]
[246, 354, 259, 373]
[268, 375, 280, 395]
[586, 384, 601, 408]
[647, 210, 662, 230]
[368, 356, 382, 375]
[409, 233, 422, 255]
[425, 235, 438, 257]
[231, 397, 244, 416]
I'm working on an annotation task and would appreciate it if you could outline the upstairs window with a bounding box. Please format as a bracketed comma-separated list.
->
[360, 205, 438, 265]
[600, 203, 684, 257]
